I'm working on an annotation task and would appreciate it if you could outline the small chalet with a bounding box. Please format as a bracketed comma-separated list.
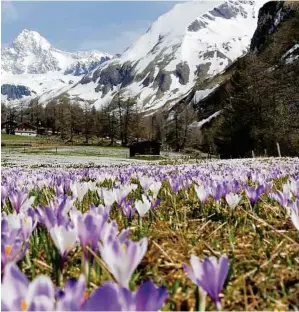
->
[129, 140, 161, 157]
[15, 123, 37, 137]
[1, 121, 38, 137]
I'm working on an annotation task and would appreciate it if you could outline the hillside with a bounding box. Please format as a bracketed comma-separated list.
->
[65, 0, 266, 111]
[189, 1, 299, 157]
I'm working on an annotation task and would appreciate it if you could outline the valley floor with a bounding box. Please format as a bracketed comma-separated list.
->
[1, 145, 187, 167]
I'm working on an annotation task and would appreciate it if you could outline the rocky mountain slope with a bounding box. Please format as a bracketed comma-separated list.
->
[65, 0, 267, 111]
[1, 29, 112, 102]
[188, 1, 299, 157]
[2, 0, 268, 111]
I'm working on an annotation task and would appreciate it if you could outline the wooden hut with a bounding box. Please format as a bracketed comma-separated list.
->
[129, 141, 161, 157]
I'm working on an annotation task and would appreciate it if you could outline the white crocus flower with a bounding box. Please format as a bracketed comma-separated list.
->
[139, 176, 155, 191]
[100, 189, 118, 207]
[149, 181, 162, 199]
[6, 213, 22, 230]
[225, 193, 241, 210]
[194, 185, 209, 203]
[290, 200, 299, 231]
[50, 225, 77, 256]
[283, 183, 292, 198]
[135, 195, 151, 217]
[289, 178, 299, 198]
[70, 182, 89, 202]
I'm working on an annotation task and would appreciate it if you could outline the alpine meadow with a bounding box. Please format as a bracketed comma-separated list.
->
[1, 1, 299, 311]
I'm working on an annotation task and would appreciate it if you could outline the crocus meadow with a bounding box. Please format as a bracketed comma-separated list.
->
[1, 157, 299, 311]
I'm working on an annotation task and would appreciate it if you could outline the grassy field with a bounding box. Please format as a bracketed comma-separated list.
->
[1, 145, 129, 157]
[1, 133, 41, 141]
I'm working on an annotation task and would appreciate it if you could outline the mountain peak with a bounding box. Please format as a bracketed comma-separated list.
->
[13, 29, 52, 50]
[2, 29, 112, 76]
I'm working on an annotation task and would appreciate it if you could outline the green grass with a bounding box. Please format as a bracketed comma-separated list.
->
[1, 133, 41, 141]
[1, 134, 129, 148]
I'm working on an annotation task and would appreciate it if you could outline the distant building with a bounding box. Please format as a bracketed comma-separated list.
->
[1, 121, 40, 137]
[1, 120, 51, 137]
[14, 123, 37, 137]
[129, 140, 161, 157]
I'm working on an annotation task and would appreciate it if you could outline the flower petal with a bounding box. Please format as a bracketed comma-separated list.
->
[135, 281, 168, 311]
[82, 282, 122, 311]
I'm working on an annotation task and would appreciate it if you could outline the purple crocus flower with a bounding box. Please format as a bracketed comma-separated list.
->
[169, 178, 181, 193]
[1, 262, 55, 311]
[231, 179, 241, 193]
[184, 255, 229, 310]
[1, 185, 8, 206]
[120, 199, 136, 218]
[245, 185, 264, 207]
[71, 209, 108, 253]
[290, 199, 299, 230]
[55, 183, 65, 197]
[99, 237, 148, 288]
[262, 181, 273, 194]
[290, 178, 299, 198]
[49, 195, 75, 217]
[82, 280, 167, 311]
[134, 280, 168, 311]
[37, 202, 70, 230]
[1, 220, 27, 270]
[209, 183, 223, 202]
[56, 275, 87, 311]
[90, 204, 109, 216]
[269, 191, 291, 209]
[8, 190, 35, 213]
[150, 197, 161, 209]
[82, 281, 126, 311]
[100, 221, 130, 245]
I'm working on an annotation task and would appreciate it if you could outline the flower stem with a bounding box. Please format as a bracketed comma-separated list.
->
[138, 215, 143, 229]
[216, 300, 222, 311]
[173, 196, 179, 222]
[199, 288, 206, 312]
[82, 249, 90, 285]
[58, 255, 65, 287]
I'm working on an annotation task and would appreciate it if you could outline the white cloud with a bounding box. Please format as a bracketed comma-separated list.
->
[1, 1, 19, 23]
[77, 20, 151, 54]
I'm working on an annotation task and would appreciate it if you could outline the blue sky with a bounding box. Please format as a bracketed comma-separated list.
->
[1, 1, 179, 55]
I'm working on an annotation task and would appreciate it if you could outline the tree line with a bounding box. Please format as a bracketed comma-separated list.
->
[202, 52, 299, 158]
[1, 95, 202, 150]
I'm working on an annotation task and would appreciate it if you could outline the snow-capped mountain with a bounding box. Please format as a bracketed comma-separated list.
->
[1, 29, 112, 103]
[2, 29, 112, 75]
[63, 0, 268, 111]
[2, 1, 268, 111]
